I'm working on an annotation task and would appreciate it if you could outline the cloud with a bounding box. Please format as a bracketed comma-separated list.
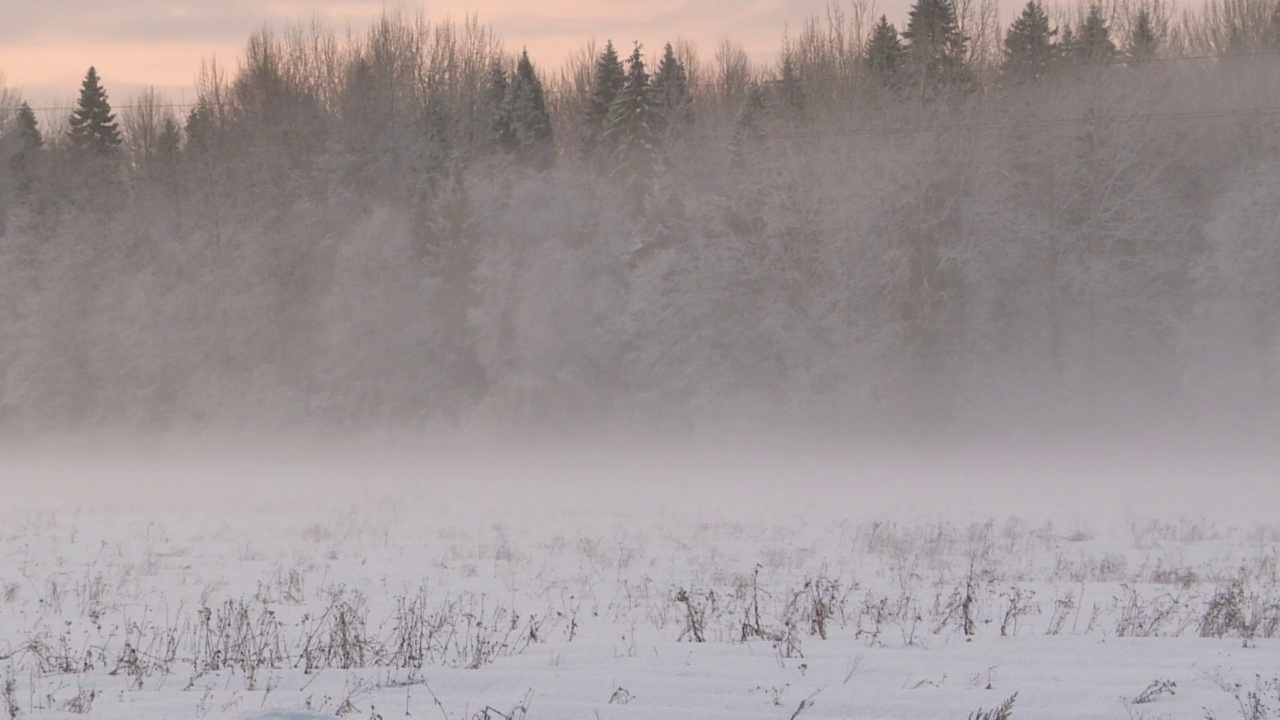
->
[0, 0, 390, 103]
[0, 0, 840, 53]
[0, 0, 389, 45]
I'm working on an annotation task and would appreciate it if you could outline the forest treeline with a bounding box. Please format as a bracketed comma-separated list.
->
[0, 0, 1278, 436]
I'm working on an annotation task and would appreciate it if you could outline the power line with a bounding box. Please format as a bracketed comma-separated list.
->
[28, 102, 197, 113]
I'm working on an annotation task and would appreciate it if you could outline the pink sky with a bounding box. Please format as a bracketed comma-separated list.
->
[0, 0, 868, 113]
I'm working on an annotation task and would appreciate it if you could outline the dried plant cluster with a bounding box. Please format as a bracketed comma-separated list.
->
[1, 510, 1280, 717]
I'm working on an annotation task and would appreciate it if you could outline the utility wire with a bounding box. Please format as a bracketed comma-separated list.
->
[25, 102, 197, 113]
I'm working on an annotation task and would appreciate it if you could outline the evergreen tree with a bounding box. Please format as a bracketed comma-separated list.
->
[156, 116, 182, 159]
[151, 115, 182, 181]
[777, 55, 805, 117]
[584, 41, 626, 154]
[11, 102, 42, 154]
[865, 16, 907, 86]
[3, 102, 43, 203]
[605, 44, 658, 155]
[651, 43, 694, 131]
[605, 44, 661, 208]
[1075, 5, 1117, 64]
[902, 0, 968, 89]
[416, 171, 487, 410]
[1127, 6, 1159, 62]
[1056, 24, 1077, 64]
[1270, 2, 1280, 48]
[1003, 2, 1056, 80]
[504, 50, 556, 171]
[184, 96, 220, 155]
[67, 67, 122, 155]
[488, 57, 516, 154]
[729, 84, 768, 170]
[137, 114, 183, 187]
[185, 101, 209, 154]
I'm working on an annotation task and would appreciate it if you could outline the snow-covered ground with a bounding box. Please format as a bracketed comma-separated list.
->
[1, 438, 1278, 719]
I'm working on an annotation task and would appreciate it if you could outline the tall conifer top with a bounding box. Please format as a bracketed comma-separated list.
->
[1003, 2, 1056, 80]
[1073, 5, 1117, 63]
[67, 66, 122, 155]
[903, 0, 968, 86]
[12, 102, 43, 152]
[652, 43, 694, 129]
[584, 41, 626, 153]
[508, 50, 556, 171]
[866, 15, 907, 84]
[1127, 7, 1159, 62]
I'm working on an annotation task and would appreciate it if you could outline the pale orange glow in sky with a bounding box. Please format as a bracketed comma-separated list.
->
[0, 0, 884, 114]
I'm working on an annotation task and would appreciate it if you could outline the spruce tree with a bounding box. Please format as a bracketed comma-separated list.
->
[11, 102, 42, 153]
[67, 67, 122, 155]
[1126, 7, 1158, 62]
[157, 116, 182, 156]
[504, 50, 556, 171]
[605, 45, 658, 156]
[1076, 5, 1117, 64]
[604, 44, 661, 208]
[488, 57, 516, 154]
[584, 41, 626, 155]
[184, 96, 219, 155]
[902, 0, 968, 89]
[865, 16, 907, 86]
[1056, 24, 1077, 65]
[651, 43, 694, 132]
[777, 55, 805, 118]
[729, 85, 768, 170]
[1270, 2, 1280, 48]
[1003, 2, 1056, 81]
[155, 115, 182, 169]
[5, 102, 43, 197]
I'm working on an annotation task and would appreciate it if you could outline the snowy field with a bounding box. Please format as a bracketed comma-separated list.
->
[2, 437, 1279, 719]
